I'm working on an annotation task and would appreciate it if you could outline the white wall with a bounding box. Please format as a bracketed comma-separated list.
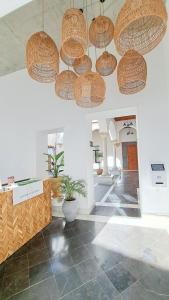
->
[0, 13, 169, 215]
[92, 129, 114, 170]
[119, 127, 137, 143]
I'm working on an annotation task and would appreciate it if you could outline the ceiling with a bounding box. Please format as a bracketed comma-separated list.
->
[0, 0, 125, 76]
[0, 0, 167, 77]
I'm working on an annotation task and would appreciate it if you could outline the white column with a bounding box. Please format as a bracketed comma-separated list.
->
[101, 133, 108, 176]
[113, 142, 117, 169]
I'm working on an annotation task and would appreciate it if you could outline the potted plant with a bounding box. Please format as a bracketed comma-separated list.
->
[96, 163, 103, 175]
[61, 176, 87, 222]
[44, 151, 64, 198]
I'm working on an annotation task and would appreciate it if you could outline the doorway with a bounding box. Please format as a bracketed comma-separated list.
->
[90, 114, 141, 218]
[122, 142, 138, 170]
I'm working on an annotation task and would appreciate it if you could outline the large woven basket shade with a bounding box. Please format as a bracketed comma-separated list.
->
[62, 8, 87, 59]
[74, 71, 106, 108]
[114, 0, 168, 55]
[117, 50, 147, 95]
[73, 55, 92, 75]
[60, 47, 75, 66]
[55, 70, 77, 100]
[26, 31, 59, 83]
[89, 16, 114, 48]
[96, 51, 117, 76]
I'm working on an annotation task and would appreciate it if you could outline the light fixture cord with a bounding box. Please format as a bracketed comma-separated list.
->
[91, 0, 94, 18]
[95, 46, 97, 71]
[86, 0, 89, 57]
[42, 0, 44, 32]
[99, 0, 102, 16]
[102, 1, 106, 51]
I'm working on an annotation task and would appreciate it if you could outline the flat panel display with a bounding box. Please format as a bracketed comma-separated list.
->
[151, 164, 165, 171]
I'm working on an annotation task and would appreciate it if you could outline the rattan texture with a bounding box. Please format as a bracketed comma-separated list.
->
[60, 47, 75, 66]
[89, 16, 114, 48]
[74, 71, 106, 108]
[117, 49, 147, 95]
[96, 51, 117, 76]
[114, 0, 168, 55]
[73, 55, 92, 75]
[55, 70, 78, 100]
[62, 8, 87, 59]
[26, 31, 59, 83]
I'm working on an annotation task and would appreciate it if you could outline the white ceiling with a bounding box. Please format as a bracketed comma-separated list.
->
[0, 0, 125, 76]
[0, 0, 33, 18]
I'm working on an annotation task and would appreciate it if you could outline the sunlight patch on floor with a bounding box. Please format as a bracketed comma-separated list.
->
[91, 214, 169, 272]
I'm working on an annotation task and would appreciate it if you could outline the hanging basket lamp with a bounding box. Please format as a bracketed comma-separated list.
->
[117, 50, 147, 95]
[62, 8, 87, 59]
[55, 70, 78, 100]
[60, 47, 75, 67]
[26, 31, 59, 83]
[114, 0, 168, 55]
[73, 55, 92, 75]
[96, 51, 117, 76]
[89, 16, 114, 48]
[74, 71, 106, 108]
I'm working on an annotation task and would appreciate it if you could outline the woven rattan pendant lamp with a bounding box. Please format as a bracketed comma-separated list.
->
[26, 0, 59, 83]
[114, 0, 168, 56]
[55, 70, 78, 100]
[62, 8, 87, 59]
[73, 1, 92, 75]
[117, 50, 147, 95]
[74, 71, 106, 108]
[89, 15, 114, 48]
[96, 51, 117, 76]
[60, 47, 75, 67]
[73, 55, 92, 75]
[26, 31, 59, 83]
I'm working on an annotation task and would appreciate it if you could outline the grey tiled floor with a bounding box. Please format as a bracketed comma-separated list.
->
[93, 171, 141, 217]
[0, 217, 169, 299]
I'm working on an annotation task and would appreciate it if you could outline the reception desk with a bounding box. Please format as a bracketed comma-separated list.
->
[0, 179, 51, 264]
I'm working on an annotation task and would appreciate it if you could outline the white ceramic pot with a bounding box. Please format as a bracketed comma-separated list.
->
[62, 198, 79, 222]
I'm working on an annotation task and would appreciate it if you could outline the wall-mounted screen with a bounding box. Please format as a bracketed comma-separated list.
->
[151, 164, 165, 171]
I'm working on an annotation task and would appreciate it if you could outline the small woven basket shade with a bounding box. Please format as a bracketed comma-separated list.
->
[74, 71, 106, 108]
[73, 55, 92, 75]
[89, 16, 114, 48]
[114, 0, 168, 55]
[55, 70, 78, 100]
[60, 47, 75, 66]
[96, 51, 117, 76]
[117, 50, 147, 95]
[62, 8, 87, 59]
[26, 31, 59, 83]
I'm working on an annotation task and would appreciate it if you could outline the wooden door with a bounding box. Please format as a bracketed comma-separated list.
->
[127, 144, 138, 170]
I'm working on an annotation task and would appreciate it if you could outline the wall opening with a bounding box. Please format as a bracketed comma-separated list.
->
[90, 115, 141, 218]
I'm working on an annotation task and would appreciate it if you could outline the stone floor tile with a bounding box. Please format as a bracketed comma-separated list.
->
[106, 263, 137, 293]
[75, 258, 101, 284]
[28, 248, 49, 268]
[54, 266, 82, 297]
[121, 281, 169, 300]
[1, 269, 29, 300]
[29, 260, 53, 286]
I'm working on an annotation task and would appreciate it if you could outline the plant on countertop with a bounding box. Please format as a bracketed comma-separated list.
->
[61, 176, 87, 201]
[44, 151, 64, 178]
